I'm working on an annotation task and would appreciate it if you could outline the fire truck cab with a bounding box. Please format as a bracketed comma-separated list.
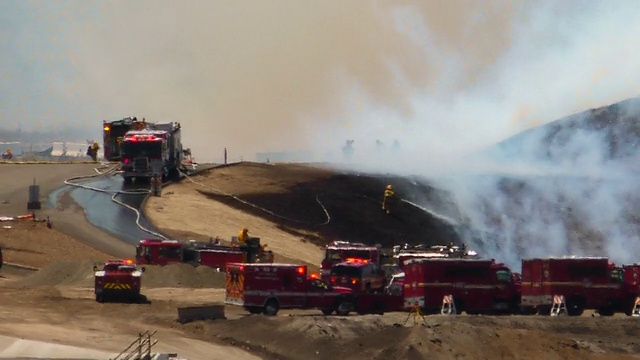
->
[329, 258, 387, 294]
[403, 258, 520, 314]
[225, 263, 354, 316]
[521, 257, 640, 316]
[102, 116, 148, 161]
[93, 259, 145, 303]
[321, 241, 380, 281]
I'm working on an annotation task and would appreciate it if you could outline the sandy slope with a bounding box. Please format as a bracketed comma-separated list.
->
[145, 181, 324, 266]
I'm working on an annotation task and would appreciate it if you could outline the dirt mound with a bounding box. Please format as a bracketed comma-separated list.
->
[11, 261, 225, 289]
[141, 263, 226, 289]
[182, 314, 638, 360]
[13, 260, 100, 288]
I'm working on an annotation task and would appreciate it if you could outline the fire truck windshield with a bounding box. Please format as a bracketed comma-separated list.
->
[122, 141, 162, 157]
[496, 270, 512, 283]
[326, 249, 372, 262]
[331, 265, 361, 278]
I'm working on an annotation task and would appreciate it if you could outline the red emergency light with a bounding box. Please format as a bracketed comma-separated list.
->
[297, 266, 306, 275]
[126, 134, 161, 142]
[309, 272, 319, 279]
[345, 258, 368, 264]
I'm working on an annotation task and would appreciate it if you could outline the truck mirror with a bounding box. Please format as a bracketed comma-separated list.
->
[92, 265, 98, 272]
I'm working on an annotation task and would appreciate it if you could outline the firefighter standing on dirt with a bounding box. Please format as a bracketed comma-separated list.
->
[382, 184, 395, 214]
[238, 227, 249, 245]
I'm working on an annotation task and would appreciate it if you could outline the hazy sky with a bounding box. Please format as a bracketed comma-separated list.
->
[2, 1, 640, 162]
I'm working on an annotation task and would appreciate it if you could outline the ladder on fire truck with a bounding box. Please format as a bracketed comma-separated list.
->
[632, 297, 640, 317]
[550, 295, 567, 316]
[441, 295, 457, 315]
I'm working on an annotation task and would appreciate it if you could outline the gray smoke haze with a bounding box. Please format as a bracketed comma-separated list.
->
[4, 0, 524, 160]
[4, 1, 640, 266]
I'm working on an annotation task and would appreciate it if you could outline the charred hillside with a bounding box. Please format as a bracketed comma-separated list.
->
[196, 163, 461, 249]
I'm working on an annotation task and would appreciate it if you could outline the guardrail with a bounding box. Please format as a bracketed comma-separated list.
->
[112, 330, 158, 360]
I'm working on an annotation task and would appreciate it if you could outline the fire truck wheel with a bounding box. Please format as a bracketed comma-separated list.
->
[336, 301, 352, 316]
[95, 293, 104, 303]
[566, 297, 585, 316]
[321, 308, 334, 316]
[247, 306, 264, 314]
[263, 299, 279, 316]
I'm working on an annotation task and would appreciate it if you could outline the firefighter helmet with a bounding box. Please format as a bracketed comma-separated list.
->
[386, 185, 393, 190]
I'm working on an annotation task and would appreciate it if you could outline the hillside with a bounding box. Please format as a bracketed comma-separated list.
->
[145, 162, 462, 265]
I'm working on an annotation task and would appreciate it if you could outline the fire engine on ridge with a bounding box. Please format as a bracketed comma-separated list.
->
[520, 257, 640, 316]
[135, 237, 274, 269]
[225, 263, 355, 316]
[93, 259, 146, 303]
[403, 258, 521, 315]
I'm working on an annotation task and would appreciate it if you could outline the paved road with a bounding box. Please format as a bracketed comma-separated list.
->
[0, 334, 116, 359]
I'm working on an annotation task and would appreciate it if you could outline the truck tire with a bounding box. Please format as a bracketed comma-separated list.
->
[95, 293, 104, 303]
[246, 306, 263, 314]
[336, 301, 352, 316]
[321, 308, 334, 316]
[566, 297, 585, 316]
[263, 299, 279, 316]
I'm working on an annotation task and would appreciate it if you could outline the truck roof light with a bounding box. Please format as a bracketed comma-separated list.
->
[104, 126, 110, 131]
[123, 259, 134, 265]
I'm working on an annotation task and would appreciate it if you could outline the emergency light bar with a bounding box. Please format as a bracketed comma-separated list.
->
[125, 134, 162, 142]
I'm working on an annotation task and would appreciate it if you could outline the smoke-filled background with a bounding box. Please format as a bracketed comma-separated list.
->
[3, 0, 640, 266]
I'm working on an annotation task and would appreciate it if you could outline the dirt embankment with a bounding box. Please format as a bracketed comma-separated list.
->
[7, 260, 226, 289]
[176, 314, 640, 360]
[144, 162, 462, 266]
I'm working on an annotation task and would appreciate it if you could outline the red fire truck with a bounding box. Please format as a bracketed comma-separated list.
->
[520, 257, 640, 316]
[120, 122, 183, 183]
[135, 238, 274, 269]
[321, 241, 380, 281]
[225, 263, 355, 316]
[403, 258, 521, 315]
[329, 258, 387, 294]
[102, 117, 149, 161]
[93, 259, 145, 303]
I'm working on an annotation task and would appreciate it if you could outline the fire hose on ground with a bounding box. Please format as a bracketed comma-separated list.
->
[63, 163, 169, 240]
[177, 169, 332, 226]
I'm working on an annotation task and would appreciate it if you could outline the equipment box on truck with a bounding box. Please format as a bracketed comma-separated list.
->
[403, 258, 520, 315]
[521, 257, 640, 316]
[225, 263, 354, 316]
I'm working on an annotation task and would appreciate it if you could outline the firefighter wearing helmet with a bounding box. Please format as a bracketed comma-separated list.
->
[238, 227, 249, 245]
[382, 184, 395, 214]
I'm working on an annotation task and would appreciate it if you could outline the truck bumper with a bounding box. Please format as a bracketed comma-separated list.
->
[121, 171, 151, 178]
[521, 295, 552, 306]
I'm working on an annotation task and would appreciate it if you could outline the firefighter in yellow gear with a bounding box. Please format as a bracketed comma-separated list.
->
[382, 184, 395, 214]
[89, 142, 100, 162]
[238, 227, 249, 245]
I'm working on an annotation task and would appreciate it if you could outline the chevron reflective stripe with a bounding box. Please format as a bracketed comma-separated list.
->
[102, 283, 133, 290]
